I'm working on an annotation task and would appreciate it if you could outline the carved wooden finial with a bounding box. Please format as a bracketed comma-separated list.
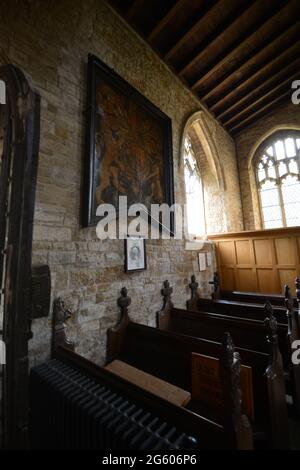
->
[157, 281, 174, 329]
[222, 332, 236, 367]
[117, 287, 131, 315]
[209, 271, 220, 299]
[106, 288, 131, 364]
[264, 300, 281, 379]
[220, 332, 248, 446]
[189, 275, 199, 299]
[52, 297, 74, 352]
[161, 280, 173, 303]
[285, 285, 293, 313]
[264, 301, 278, 342]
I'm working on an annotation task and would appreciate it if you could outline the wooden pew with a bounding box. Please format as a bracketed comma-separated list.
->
[31, 298, 203, 450]
[30, 296, 249, 450]
[221, 290, 297, 308]
[187, 276, 300, 414]
[189, 275, 287, 324]
[212, 271, 299, 309]
[106, 288, 253, 450]
[106, 287, 293, 449]
[156, 281, 290, 449]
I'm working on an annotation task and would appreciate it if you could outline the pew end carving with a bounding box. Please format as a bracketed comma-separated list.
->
[209, 272, 221, 300]
[285, 284, 300, 415]
[264, 301, 290, 448]
[156, 280, 174, 330]
[220, 332, 253, 450]
[52, 297, 75, 354]
[106, 287, 131, 364]
[107, 287, 253, 449]
[186, 275, 200, 311]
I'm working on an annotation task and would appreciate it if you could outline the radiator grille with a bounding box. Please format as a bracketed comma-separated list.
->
[30, 359, 197, 450]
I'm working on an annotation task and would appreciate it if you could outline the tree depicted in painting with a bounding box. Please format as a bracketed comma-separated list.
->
[94, 81, 165, 212]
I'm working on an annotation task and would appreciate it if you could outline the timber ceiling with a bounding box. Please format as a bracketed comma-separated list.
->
[107, 0, 300, 135]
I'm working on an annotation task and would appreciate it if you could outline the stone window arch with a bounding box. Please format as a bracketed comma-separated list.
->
[254, 130, 300, 228]
[181, 111, 227, 236]
[183, 134, 206, 236]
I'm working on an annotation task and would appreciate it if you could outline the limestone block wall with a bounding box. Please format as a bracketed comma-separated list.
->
[189, 123, 244, 235]
[235, 101, 300, 230]
[0, 0, 243, 366]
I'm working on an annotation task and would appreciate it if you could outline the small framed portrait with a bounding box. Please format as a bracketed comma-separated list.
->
[124, 237, 147, 273]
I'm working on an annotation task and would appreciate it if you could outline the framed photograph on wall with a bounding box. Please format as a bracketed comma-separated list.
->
[198, 252, 206, 272]
[124, 237, 147, 273]
[83, 54, 175, 232]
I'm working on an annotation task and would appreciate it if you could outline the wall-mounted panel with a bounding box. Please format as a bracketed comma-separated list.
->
[209, 227, 300, 294]
[278, 269, 297, 290]
[235, 240, 251, 265]
[219, 241, 236, 266]
[275, 238, 295, 266]
[253, 239, 273, 266]
[220, 268, 235, 290]
[257, 269, 278, 293]
[236, 269, 256, 292]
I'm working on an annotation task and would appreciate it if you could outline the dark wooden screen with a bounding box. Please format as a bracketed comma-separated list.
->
[0, 64, 40, 449]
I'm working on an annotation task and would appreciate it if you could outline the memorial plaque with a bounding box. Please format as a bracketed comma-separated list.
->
[191, 352, 254, 421]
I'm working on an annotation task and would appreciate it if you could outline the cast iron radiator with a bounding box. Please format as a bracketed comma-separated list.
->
[29, 359, 197, 450]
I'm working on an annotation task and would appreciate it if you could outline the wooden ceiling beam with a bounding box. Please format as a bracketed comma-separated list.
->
[164, 0, 219, 60]
[190, 1, 294, 91]
[147, 0, 186, 43]
[217, 60, 300, 120]
[207, 35, 300, 113]
[178, 2, 255, 76]
[199, 21, 300, 101]
[125, 0, 144, 21]
[223, 75, 298, 127]
[228, 91, 291, 135]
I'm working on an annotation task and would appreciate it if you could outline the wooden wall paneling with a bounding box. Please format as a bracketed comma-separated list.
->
[253, 238, 274, 265]
[278, 269, 298, 291]
[220, 268, 236, 290]
[275, 237, 296, 266]
[236, 268, 256, 292]
[256, 268, 278, 293]
[297, 237, 300, 265]
[235, 239, 251, 265]
[208, 227, 300, 295]
[219, 240, 236, 266]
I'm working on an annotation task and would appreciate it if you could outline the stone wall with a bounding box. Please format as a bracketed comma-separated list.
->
[189, 123, 243, 235]
[235, 102, 300, 230]
[0, 0, 243, 366]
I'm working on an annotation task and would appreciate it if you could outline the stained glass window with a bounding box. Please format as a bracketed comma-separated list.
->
[256, 133, 300, 228]
[184, 137, 206, 236]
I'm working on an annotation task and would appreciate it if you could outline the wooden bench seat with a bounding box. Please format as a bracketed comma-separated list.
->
[106, 287, 254, 450]
[105, 359, 191, 407]
[186, 276, 300, 415]
[44, 302, 225, 451]
[221, 290, 297, 308]
[155, 280, 290, 449]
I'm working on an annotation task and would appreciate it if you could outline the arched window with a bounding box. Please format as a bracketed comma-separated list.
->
[255, 132, 300, 228]
[184, 136, 206, 236]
